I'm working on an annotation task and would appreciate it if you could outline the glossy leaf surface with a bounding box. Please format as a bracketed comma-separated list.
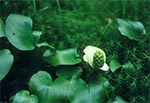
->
[70, 71, 110, 103]
[117, 19, 146, 41]
[29, 68, 84, 103]
[13, 90, 38, 103]
[43, 48, 81, 66]
[5, 14, 41, 50]
[109, 59, 122, 72]
[29, 68, 110, 103]
[0, 49, 14, 80]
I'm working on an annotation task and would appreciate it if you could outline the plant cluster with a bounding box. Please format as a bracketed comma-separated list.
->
[0, 0, 149, 103]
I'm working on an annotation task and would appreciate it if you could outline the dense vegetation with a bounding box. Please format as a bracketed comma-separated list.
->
[0, 0, 150, 103]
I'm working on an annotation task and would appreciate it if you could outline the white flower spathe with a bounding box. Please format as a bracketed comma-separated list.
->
[83, 45, 109, 71]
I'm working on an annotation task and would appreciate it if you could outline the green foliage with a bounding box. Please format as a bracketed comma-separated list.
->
[0, 14, 41, 81]
[0, 49, 14, 80]
[5, 14, 41, 50]
[70, 73, 110, 103]
[43, 48, 81, 66]
[26, 67, 110, 103]
[36, 42, 55, 49]
[117, 18, 146, 41]
[36, 42, 81, 66]
[0, 0, 149, 103]
[122, 61, 135, 74]
[29, 68, 84, 103]
[109, 59, 122, 73]
[13, 90, 38, 103]
[32, 31, 42, 44]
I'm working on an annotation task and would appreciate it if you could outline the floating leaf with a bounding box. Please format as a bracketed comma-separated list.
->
[0, 18, 5, 38]
[5, 14, 40, 50]
[29, 68, 84, 103]
[109, 59, 122, 72]
[43, 48, 81, 66]
[0, 49, 14, 80]
[13, 90, 38, 103]
[117, 18, 146, 41]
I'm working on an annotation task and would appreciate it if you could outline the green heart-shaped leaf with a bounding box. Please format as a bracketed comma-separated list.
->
[29, 68, 110, 103]
[117, 18, 146, 41]
[70, 72, 111, 103]
[43, 48, 81, 66]
[29, 68, 84, 103]
[0, 49, 14, 80]
[13, 90, 38, 103]
[5, 14, 41, 50]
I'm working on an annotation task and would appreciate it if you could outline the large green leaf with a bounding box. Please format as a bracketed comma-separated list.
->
[29, 67, 111, 103]
[109, 59, 122, 72]
[29, 68, 85, 103]
[117, 18, 146, 41]
[0, 49, 14, 80]
[43, 48, 81, 66]
[13, 90, 38, 103]
[5, 14, 41, 50]
[70, 71, 111, 103]
[0, 18, 5, 38]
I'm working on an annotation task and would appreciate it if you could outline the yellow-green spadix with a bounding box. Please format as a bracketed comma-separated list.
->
[83, 45, 109, 71]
